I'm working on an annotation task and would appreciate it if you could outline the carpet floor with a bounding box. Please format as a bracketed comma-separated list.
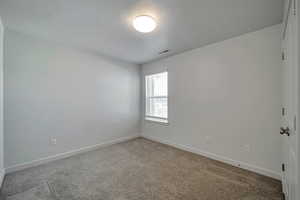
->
[1, 138, 282, 200]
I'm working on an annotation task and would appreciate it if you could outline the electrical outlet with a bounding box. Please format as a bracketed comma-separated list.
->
[243, 144, 251, 152]
[50, 138, 57, 145]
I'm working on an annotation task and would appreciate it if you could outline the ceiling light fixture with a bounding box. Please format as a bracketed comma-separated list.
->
[133, 15, 157, 33]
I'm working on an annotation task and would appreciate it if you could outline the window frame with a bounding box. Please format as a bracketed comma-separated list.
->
[144, 71, 169, 124]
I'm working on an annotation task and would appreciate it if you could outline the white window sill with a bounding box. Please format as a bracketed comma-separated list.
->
[145, 117, 169, 125]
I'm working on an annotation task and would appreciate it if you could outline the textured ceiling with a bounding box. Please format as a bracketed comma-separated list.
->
[0, 0, 283, 64]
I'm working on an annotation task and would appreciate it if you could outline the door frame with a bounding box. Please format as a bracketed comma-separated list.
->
[292, 0, 299, 199]
[296, 0, 299, 199]
[282, 0, 299, 199]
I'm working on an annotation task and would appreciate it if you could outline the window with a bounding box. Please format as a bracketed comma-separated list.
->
[145, 72, 168, 123]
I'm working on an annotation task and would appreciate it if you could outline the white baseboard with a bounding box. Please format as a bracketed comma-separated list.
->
[4, 134, 281, 180]
[5, 135, 139, 174]
[0, 168, 4, 188]
[142, 135, 281, 180]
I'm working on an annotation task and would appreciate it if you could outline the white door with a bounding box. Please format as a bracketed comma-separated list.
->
[281, 0, 298, 199]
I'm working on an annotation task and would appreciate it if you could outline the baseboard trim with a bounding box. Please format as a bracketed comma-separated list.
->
[0, 168, 4, 188]
[142, 135, 281, 180]
[4, 134, 281, 180]
[5, 135, 139, 174]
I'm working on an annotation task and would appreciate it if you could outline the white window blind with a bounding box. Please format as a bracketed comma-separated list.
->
[145, 72, 168, 123]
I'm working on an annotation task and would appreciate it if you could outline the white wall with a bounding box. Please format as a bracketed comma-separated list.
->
[0, 17, 4, 184]
[4, 29, 140, 169]
[141, 24, 282, 179]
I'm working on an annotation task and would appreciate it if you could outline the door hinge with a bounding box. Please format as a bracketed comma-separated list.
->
[282, 107, 285, 116]
[294, 116, 297, 131]
[282, 163, 285, 172]
[293, 0, 296, 16]
[282, 52, 285, 60]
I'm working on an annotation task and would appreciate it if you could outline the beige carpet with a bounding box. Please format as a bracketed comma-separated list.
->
[1, 138, 282, 200]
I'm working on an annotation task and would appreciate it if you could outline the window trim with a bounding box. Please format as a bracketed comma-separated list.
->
[145, 117, 169, 125]
[144, 71, 169, 124]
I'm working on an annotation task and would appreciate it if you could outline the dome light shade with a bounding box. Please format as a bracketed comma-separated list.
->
[133, 15, 157, 33]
